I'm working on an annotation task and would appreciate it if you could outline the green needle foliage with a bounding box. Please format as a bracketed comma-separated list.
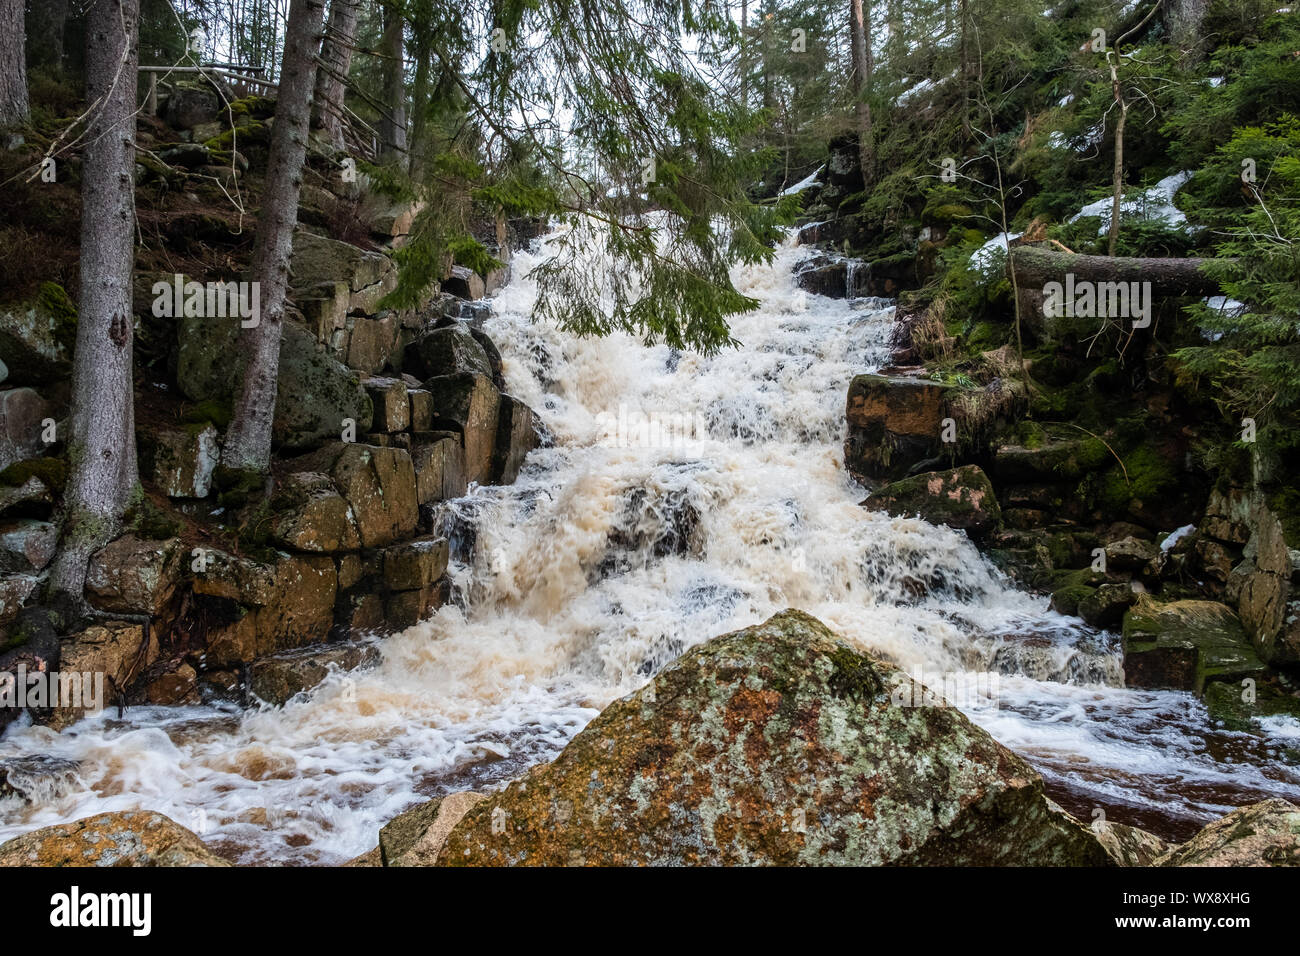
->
[377, 0, 800, 354]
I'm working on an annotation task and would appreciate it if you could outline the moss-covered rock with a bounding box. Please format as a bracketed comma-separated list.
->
[845, 374, 954, 485]
[862, 464, 1002, 537]
[0, 284, 76, 385]
[1122, 596, 1267, 694]
[431, 609, 1113, 866]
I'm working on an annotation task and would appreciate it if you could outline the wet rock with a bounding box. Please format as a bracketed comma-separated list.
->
[139, 424, 219, 498]
[433, 609, 1113, 866]
[1092, 819, 1171, 866]
[408, 389, 433, 431]
[290, 442, 418, 548]
[411, 431, 468, 504]
[1077, 582, 1137, 629]
[0, 573, 38, 632]
[422, 373, 501, 486]
[493, 394, 539, 485]
[1121, 596, 1266, 693]
[365, 376, 410, 433]
[1158, 799, 1300, 866]
[383, 536, 449, 591]
[0, 810, 229, 866]
[246, 641, 380, 705]
[0, 388, 52, 472]
[52, 622, 155, 728]
[380, 791, 485, 866]
[385, 578, 451, 631]
[146, 663, 200, 705]
[845, 374, 952, 485]
[269, 472, 361, 553]
[442, 264, 485, 301]
[0, 755, 81, 802]
[468, 328, 506, 390]
[405, 325, 494, 381]
[192, 551, 337, 663]
[861, 465, 1001, 537]
[0, 519, 57, 572]
[85, 535, 184, 616]
[1203, 675, 1300, 730]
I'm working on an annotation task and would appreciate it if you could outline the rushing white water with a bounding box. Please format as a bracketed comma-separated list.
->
[2, 228, 1298, 863]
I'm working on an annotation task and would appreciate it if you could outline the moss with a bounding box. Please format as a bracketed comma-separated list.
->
[0, 457, 68, 494]
[1267, 487, 1300, 549]
[227, 95, 274, 117]
[181, 399, 233, 431]
[1096, 446, 1177, 513]
[36, 281, 77, 353]
[204, 122, 268, 152]
[1050, 584, 1096, 617]
[125, 498, 182, 540]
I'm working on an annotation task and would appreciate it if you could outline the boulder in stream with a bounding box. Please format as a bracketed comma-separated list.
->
[0, 810, 228, 866]
[426, 609, 1113, 866]
[1158, 799, 1300, 866]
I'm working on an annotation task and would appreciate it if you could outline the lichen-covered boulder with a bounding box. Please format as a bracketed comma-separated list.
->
[861, 465, 1001, 537]
[1158, 800, 1300, 866]
[290, 229, 396, 313]
[177, 317, 371, 452]
[381, 791, 485, 866]
[1122, 596, 1266, 693]
[411, 431, 467, 504]
[0, 811, 228, 866]
[433, 609, 1112, 866]
[1091, 819, 1171, 866]
[0, 519, 57, 572]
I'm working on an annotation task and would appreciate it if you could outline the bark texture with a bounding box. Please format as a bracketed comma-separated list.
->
[314, 0, 360, 151]
[222, 0, 327, 475]
[1010, 246, 1226, 296]
[379, 2, 408, 166]
[0, 0, 29, 128]
[48, 0, 141, 603]
[848, 0, 874, 188]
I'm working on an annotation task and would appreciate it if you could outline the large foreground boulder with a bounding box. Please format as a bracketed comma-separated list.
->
[0, 810, 228, 866]
[1158, 799, 1300, 866]
[431, 609, 1112, 866]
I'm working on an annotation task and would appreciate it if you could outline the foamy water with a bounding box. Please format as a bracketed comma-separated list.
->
[1, 228, 1297, 862]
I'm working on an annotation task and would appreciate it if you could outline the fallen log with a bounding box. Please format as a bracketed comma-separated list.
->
[1010, 245, 1229, 297]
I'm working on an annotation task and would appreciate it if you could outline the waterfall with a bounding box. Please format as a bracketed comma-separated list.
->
[0, 226, 1295, 863]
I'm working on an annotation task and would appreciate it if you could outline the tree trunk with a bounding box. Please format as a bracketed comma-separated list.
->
[848, 0, 874, 188]
[221, 0, 326, 478]
[1164, 0, 1208, 60]
[408, 31, 431, 176]
[314, 0, 359, 151]
[1107, 55, 1127, 257]
[1010, 246, 1226, 296]
[0, 0, 28, 128]
[47, 0, 140, 605]
[379, 1, 407, 166]
[739, 0, 748, 108]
